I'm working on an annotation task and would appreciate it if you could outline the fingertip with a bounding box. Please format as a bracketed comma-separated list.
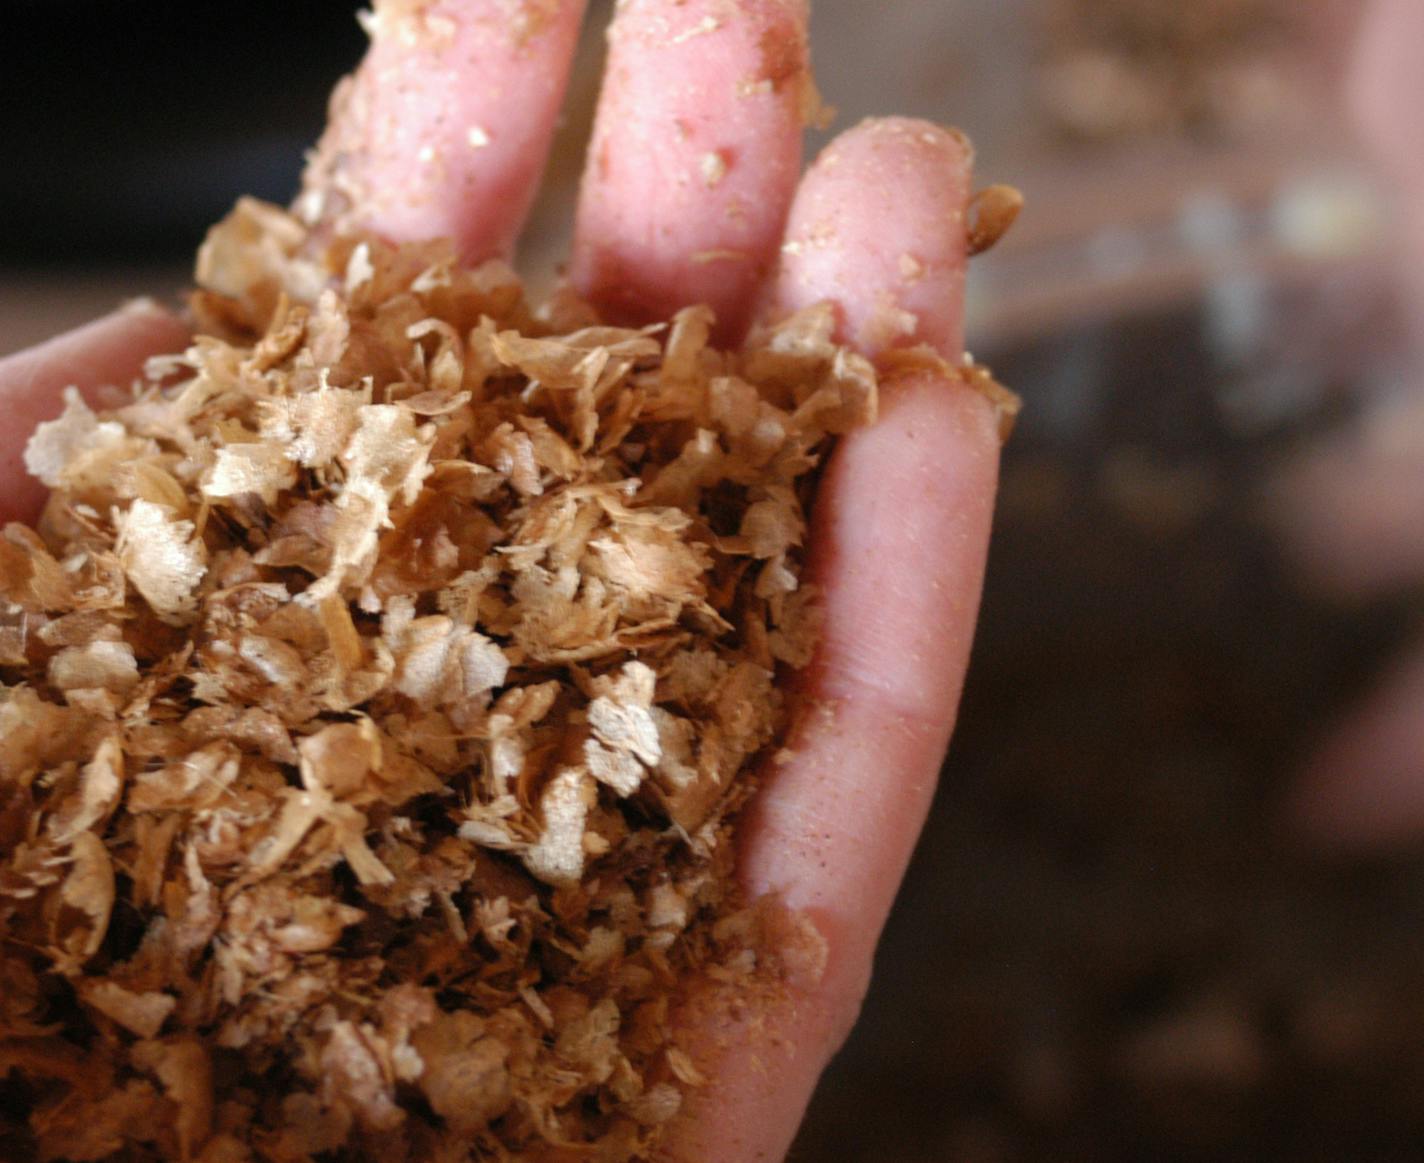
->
[656, 932, 862, 1162]
[771, 116, 974, 362]
[1286, 748, 1412, 853]
[1347, 0, 1424, 187]
[302, 0, 587, 262]
[3, 300, 188, 392]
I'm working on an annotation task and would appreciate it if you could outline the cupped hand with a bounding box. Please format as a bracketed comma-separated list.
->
[0, 3, 1001, 1158]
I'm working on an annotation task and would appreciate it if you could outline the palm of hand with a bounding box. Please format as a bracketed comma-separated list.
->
[0, 3, 1000, 1158]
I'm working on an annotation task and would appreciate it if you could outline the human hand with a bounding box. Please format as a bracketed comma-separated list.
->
[0, 3, 1001, 1158]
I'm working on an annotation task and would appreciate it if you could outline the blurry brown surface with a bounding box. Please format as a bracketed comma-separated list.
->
[1036, 0, 1298, 141]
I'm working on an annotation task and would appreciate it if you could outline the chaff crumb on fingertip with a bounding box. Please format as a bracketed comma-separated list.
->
[967, 184, 1025, 257]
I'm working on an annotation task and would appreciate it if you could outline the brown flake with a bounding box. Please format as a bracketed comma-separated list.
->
[79, 980, 176, 1039]
[966, 184, 1025, 257]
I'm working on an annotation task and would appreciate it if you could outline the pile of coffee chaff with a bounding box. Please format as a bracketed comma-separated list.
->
[0, 194, 1013, 1160]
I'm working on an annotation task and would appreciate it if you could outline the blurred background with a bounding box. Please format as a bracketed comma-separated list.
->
[8, 1, 1424, 1159]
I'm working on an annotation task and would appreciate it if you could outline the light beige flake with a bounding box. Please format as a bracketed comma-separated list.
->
[52, 831, 115, 970]
[48, 639, 140, 699]
[24, 388, 131, 488]
[114, 499, 207, 623]
[205, 441, 299, 505]
[700, 151, 729, 188]
[258, 380, 367, 468]
[305, 478, 389, 601]
[47, 733, 124, 842]
[298, 720, 381, 799]
[342, 404, 434, 506]
[320, 1021, 403, 1133]
[79, 980, 176, 1039]
[898, 251, 926, 282]
[739, 488, 805, 558]
[386, 605, 510, 710]
[627, 1082, 682, 1126]
[588, 660, 659, 754]
[669, 14, 719, 44]
[523, 768, 596, 884]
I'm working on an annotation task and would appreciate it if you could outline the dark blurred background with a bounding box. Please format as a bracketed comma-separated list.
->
[2, 1, 361, 264]
[0, 1, 371, 350]
[11, 3, 1424, 1161]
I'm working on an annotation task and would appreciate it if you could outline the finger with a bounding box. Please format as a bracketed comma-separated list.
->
[1278, 0, 1424, 850]
[1289, 637, 1424, 850]
[660, 122, 1000, 1162]
[749, 118, 979, 906]
[0, 300, 189, 525]
[663, 385, 1000, 1163]
[570, 0, 811, 341]
[743, 380, 996, 920]
[299, 0, 587, 261]
[767, 117, 972, 360]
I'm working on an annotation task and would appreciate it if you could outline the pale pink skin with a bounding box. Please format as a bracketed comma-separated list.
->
[0, 5, 1000, 1159]
[1285, 0, 1424, 852]
[771, 118, 971, 360]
